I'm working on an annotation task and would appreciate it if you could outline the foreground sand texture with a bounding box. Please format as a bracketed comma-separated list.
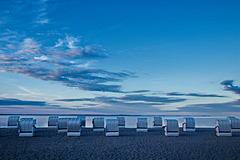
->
[0, 128, 240, 159]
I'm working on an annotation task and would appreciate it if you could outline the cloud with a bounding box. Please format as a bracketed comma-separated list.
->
[178, 98, 240, 112]
[125, 90, 151, 93]
[221, 80, 240, 95]
[167, 92, 226, 98]
[117, 95, 186, 104]
[0, 98, 46, 106]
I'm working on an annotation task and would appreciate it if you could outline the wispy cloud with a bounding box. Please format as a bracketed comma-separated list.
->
[0, 97, 46, 106]
[0, 35, 133, 93]
[167, 92, 226, 98]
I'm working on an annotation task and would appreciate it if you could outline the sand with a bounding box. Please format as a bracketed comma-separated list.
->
[0, 128, 240, 160]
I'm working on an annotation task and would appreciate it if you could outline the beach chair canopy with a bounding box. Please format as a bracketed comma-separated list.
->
[19, 118, 35, 132]
[230, 119, 240, 129]
[184, 118, 195, 128]
[8, 116, 20, 126]
[77, 116, 86, 126]
[216, 120, 231, 132]
[165, 119, 179, 132]
[117, 117, 125, 126]
[68, 118, 81, 132]
[154, 117, 162, 126]
[93, 118, 104, 128]
[58, 118, 69, 129]
[137, 118, 148, 128]
[48, 116, 58, 126]
[106, 119, 119, 132]
[227, 116, 238, 121]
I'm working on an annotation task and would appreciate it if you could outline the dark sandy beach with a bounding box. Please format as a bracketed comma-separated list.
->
[0, 128, 240, 160]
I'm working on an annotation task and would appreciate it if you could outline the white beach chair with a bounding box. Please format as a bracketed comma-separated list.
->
[48, 116, 58, 128]
[8, 116, 20, 128]
[77, 116, 86, 128]
[117, 117, 125, 128]
[58, 118, 69, 133]
[105, 119, 119, 137]
[18, 118, 36, 137]
[227, 116, 240, 132]
[67, 118, 81, 136]
[215, 120, 232, 137]
[153, 116, 162, 128]
[92, 118, 104, 131]
[182, 117, 196, 132]
[164, 119, 179, 136]
[137, 118, 148, 132]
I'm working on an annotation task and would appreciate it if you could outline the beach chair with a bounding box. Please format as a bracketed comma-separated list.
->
[153, 116, 162, 128]
[48, 116, 58, 128]
[227, 117, 240, 132]
[92, 118, 104, 131]
[105, 119, 119, 136]
[215, 120, 232, 136]
[137, 118, 148, 132]
[117, 117, 125, 128]
[164, 119, 179, 136]
[67, 118, 81, 136]
[77, 116, 86, 128]
[18, 118, 36, 137]
[182, 117, 196, 132]
[8, 116, 20, 128]
[58, 118, 69, 133]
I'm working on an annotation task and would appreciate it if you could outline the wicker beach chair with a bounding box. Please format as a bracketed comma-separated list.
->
[48, 116, 58, 128]
[164, 119, 179, 136]
[8, 116, 20, 128]
[153, 116, 162, 128]
[77, 116, 86, 128]
[227, 117, 240, 133]
[67, 118, 81, 136]
[18, 118, 36, 137]
[58, 118, 69, 133]
[105, 119, 119, 136]
[117, 117, 125, 128]
[92, 118, 104, 131]
[137, 118, 148, 132]
[182, 117, 196, 132]
[215, 120, 232, 136]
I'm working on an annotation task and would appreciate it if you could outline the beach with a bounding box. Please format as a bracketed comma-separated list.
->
[0, 128, 240, 160]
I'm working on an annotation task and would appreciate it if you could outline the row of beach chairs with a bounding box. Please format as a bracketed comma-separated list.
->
[6, 116, 240, 137]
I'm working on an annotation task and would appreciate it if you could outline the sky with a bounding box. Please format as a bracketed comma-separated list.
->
[0, 0, 240, 115]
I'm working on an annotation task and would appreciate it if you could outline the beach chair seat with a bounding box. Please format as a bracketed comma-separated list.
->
[67, 118, 81, 136]
[182, 117, 196, 132]
[216, 120, 232, 136]
[227, 117, 240, 132]
[153, 116, 162, 128]
[77, 116, 86, 128]
[117, 117, 125, 128]
[106, 119, 119, 136]
[18, 118, 36, 137]
[164, 119, 179, 136]
[93, 118, 104, 131]
[48, 116, 58, 128]
[137, 118, 148, 132]
[58, 118, 69, 133]
[8, 116, 20, 128]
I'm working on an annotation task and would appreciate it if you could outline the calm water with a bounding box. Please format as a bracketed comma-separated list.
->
[1, 115, 239, 128]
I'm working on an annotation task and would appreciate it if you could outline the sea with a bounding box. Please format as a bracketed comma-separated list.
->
[1, 115, 239, 128]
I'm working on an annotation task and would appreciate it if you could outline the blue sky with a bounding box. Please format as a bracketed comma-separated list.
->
[0, 0, 240, 115]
